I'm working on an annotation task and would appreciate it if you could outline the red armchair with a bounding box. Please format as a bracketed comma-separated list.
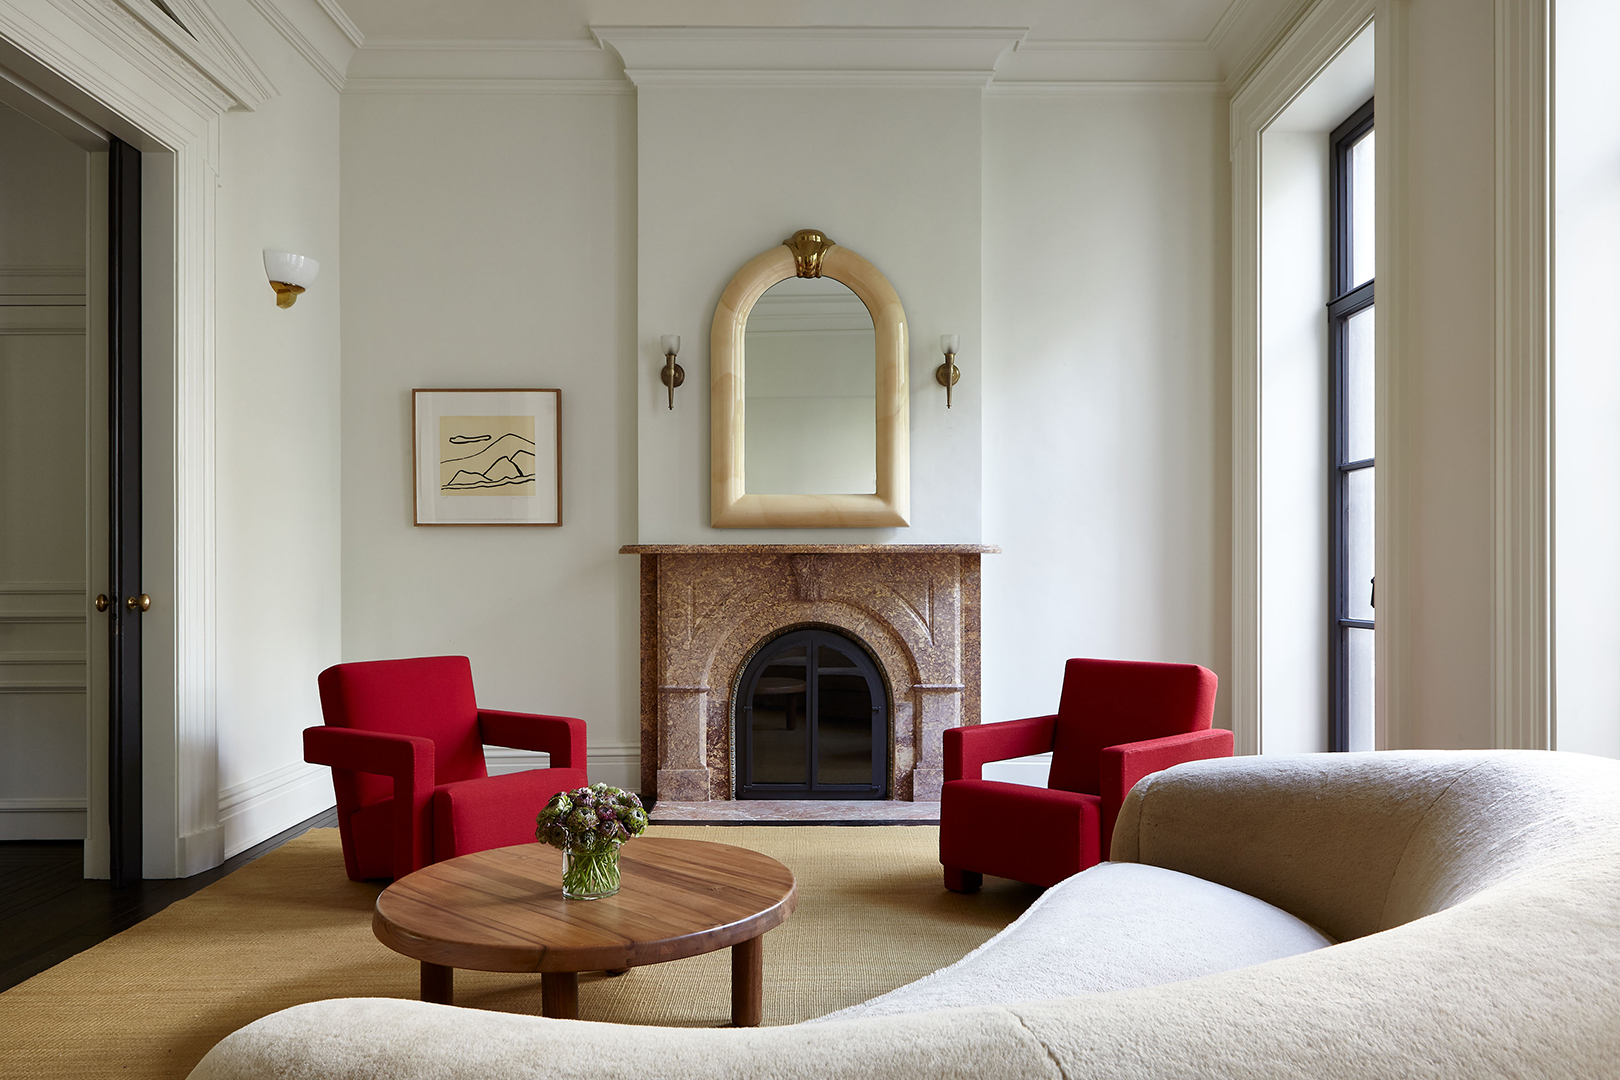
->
[306, 655, 588, 881]
[940, 657, 1231, 892]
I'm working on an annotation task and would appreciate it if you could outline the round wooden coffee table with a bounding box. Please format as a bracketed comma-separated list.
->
[372, 837, 797, 1025]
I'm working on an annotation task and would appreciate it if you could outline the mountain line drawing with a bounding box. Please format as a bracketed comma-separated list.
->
[440, 432, 537, 494]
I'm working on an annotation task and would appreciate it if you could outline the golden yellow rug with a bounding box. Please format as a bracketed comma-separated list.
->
[0, 825, 1037, 1080]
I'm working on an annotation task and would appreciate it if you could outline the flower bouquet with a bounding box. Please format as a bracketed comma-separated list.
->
[536, 783, 649, 899]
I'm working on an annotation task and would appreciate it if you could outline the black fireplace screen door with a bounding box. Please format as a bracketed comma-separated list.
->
[735, 629, 887, 799]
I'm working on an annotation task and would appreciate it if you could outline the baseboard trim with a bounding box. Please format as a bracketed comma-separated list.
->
[217, 761, 334, 861]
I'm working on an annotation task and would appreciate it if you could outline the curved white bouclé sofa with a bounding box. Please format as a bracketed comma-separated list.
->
[189, 750, 1620, 1079]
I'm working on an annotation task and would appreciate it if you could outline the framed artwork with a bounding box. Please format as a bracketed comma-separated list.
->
[413, 388, 561, 526]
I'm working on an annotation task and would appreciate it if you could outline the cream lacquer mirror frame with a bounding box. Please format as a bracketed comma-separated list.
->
[711, 230, 910, 528]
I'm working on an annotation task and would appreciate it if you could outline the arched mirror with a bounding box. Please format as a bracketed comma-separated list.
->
[711, 230, 909, 527]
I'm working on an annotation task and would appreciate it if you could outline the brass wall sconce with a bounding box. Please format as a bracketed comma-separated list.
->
[936, 334, 961, 408]
[660, 334, 684, 410]
[263, 249, 319, 308]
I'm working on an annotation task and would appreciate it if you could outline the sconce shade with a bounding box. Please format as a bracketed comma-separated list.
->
[661, 334, 681, 356]
[264, 250, 320, 308]
[940, 334, 960, 355]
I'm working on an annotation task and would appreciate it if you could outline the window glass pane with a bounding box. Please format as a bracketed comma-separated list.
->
[1350, 129, 1375, 287]
[1345, 306, 1375, 462]
[816, 645, 873, 786]
[1346, 627, 1375, 752]
[1345, 465, 1375, 622]
[749, 649, 807, 784]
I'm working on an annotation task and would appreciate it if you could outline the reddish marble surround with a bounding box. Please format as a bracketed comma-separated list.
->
[622, 545, 998, 803]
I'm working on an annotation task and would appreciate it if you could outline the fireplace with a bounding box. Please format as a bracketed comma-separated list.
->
[735, 628, 888, 799]
[621, 544, 997, 803]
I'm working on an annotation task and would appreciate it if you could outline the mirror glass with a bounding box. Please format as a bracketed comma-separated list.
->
[742, 276, 877, 495]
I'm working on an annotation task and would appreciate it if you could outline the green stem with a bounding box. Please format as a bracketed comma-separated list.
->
[563, 844, 621, 898]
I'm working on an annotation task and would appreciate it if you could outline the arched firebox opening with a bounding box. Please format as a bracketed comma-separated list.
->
[733, 628, 889, 800]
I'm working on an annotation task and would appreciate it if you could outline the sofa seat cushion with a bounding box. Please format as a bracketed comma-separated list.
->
[813, 861, 1333, 1022]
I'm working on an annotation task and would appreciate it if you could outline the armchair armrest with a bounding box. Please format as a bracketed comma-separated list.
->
[1098, 728, 1234, 859]
[945, 715, 1058, 782]
[477, 710, 588, 771]
[303, 726, 435, 880]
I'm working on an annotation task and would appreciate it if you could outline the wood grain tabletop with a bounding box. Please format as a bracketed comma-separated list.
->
[373, 837, 798, 975]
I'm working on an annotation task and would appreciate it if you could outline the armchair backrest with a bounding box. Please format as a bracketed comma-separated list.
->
[1047, 658, 1218, 796]
[316, 656, 488, 807]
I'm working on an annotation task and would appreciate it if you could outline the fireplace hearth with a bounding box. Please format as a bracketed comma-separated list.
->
[622, 544, 997, 803]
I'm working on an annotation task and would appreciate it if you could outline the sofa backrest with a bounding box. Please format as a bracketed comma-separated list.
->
[1111, 749, 1619, 941]
[316, 655, 487, 807]
[1047, 659, 1218, 796]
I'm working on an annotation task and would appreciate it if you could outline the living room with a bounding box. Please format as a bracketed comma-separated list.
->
[2, 0, 1618, 1076]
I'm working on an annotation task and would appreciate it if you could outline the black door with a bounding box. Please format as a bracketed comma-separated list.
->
[735, 629, 887, 799]
[107, 137, 142, 887]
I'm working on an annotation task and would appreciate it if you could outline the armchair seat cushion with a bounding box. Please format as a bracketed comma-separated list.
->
[815, 861, 1334, 1022]
[940, 780, 1101, 888]
[432, 767, 589, 864]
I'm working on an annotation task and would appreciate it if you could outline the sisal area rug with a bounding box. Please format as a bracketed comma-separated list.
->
[0, 825, 1037, 1080]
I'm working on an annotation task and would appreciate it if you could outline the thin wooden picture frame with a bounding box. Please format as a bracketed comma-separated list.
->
[413, 388, 562, 526]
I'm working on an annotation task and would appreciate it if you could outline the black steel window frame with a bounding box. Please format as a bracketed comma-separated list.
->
[1328, 98, 1374, 752]
[734, 628, 888, 800]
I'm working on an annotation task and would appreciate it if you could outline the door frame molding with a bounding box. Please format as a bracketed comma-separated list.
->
[0, 0, 271, 876]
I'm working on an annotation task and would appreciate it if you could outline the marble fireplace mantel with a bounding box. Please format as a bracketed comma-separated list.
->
[621, 544, 998, 803]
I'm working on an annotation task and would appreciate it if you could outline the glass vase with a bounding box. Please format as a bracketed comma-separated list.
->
[562, 842, 621, 899]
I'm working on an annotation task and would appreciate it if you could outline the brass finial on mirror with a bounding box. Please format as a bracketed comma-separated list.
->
[783, 229, 835, 278]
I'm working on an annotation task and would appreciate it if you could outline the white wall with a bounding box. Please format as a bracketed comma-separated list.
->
[981, 90, 1231, 731]
[634, 85, 983, 545]
[0, 104, 89, 838]
[339, 87, 641, 789]
[209, 0, 346, 855]
[1554, 0, 1620, 758]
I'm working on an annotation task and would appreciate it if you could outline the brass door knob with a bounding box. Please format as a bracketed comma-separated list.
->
[126, 594, 151, 612]
[94, 594, 110, 612]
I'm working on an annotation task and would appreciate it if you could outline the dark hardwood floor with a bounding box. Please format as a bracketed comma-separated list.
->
[0, 806, 337, 993]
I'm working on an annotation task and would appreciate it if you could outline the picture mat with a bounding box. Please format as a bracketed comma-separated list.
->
[414, 389, 559, 525]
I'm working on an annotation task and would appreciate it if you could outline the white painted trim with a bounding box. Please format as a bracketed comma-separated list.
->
[0, 0, 228, 879]
[342, 78, 632, 96]
[1228, 0, 1379, 756]
[594, 25, 1024, 89]
[243, 0, 347, 92]
[622, 69, 996, 88]
[112, 0, 277, 109]
[485, 744, 642, 792]
[1493, 0, 1553, 751]
[360, 38, 601, 53]
[0, 797, 88, 810]
[985, 80, 1224, 95]
[311, 0, 363, 50]
[217, 760, 332, 858]
[1372, 0, 1411, 751]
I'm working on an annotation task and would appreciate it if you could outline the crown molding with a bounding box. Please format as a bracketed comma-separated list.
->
[347, 37, 621, 82]
[312, 0, 361, 49]
[244, 0, 359, 92]
[343, 77, 632, 96]
[593, 25, 1025, 88]
[986, 80, 1224, 96]
[122, 0, 278, 109]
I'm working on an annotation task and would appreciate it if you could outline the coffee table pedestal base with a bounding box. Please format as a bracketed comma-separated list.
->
[417, 937, 765, 1025]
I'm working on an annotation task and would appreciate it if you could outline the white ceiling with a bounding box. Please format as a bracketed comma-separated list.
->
[334, 0, 1307, 82]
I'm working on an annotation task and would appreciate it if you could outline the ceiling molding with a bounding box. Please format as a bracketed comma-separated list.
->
[244, 0, 359, 92]
[123, 0, 278, 109]
[312, 0, 362, 49]
[985, 80, 1224, 96]
[593, 25, 1025, 88]
[343, 77, 631, 96]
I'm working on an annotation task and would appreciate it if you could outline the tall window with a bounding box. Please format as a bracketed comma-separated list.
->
[1330, 99, 1375, 751]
